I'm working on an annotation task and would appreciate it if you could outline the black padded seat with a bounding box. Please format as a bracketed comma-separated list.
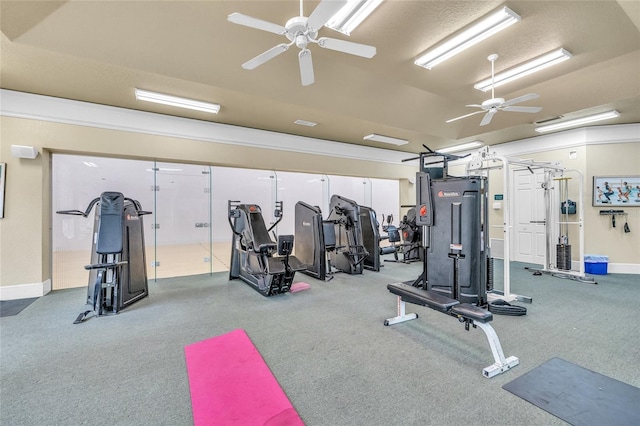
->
[266, 257, 286, 274]
[451, 303, 493, 323]
[387, 282, 460, 313]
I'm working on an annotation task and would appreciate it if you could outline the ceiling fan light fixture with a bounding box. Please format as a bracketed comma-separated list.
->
[414, 6, 520, 70]
[134, 89, 220, 114]
[474, 48, 572, 92]
[438, 141, 483, 153]
[325, 0, 384, 36]
[535, 110, 620, 133]
[363, 133, 409, 146]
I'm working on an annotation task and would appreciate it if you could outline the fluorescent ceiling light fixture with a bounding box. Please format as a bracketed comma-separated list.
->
[415, 6, 520, 70]
[134, 89, 220, 114]
[438, 141, 483, 153]
[325, 0, 384, 35]
[83, 161, 98, 168]
[535, 110, 620, 133]
[475, 48, 572, 92]
[294, 119, 318, 127]
[363, 133, 409, 146]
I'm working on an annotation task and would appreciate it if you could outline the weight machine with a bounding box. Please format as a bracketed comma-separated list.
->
[385, 148, 519, 378]
[57, 192, 151, 323]
[228, 201, 305, 296]
[326, 195, 369, 275]
[465, 147, 594, 298]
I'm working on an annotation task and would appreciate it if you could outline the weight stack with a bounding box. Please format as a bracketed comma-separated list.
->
[486, 257, 494, 292]
[556, 244, 571, 270]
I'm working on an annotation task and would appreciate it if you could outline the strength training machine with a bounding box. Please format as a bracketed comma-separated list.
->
[466, 147, 593, 290]
[57, 191, 151, 324]
[384, 208, 422, 263]
[326, 195, 369, 275]
[228, 201, 304, 296]
[384, 148, 519, 378]
[294, 201, 337, 281]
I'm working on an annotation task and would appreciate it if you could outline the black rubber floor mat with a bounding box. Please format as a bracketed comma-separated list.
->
[0, 297, 38, 317]
[503, 357, 640, 426]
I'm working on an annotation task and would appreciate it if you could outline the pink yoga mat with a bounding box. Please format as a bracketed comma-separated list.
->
[184, 329, 304, 426]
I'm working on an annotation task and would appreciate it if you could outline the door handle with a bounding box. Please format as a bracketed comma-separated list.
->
[529, 221, 546, 224]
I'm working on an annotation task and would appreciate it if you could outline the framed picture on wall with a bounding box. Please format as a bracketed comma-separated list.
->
[593, 176, 640, 206]
[0, 162, 5, 218]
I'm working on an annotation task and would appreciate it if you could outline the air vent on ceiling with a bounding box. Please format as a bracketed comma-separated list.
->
[534, 115, 564, 125]
[294, 119, 318, 127]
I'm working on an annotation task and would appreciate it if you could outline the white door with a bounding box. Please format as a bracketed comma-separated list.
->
[513, 169, 546, 265]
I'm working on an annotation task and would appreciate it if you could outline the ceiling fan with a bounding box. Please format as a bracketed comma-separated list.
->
[446, 54, 542, 126]
[228, 0, 377, 86]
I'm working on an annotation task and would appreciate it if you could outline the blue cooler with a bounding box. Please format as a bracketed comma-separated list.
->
[584, 254, 608, 275]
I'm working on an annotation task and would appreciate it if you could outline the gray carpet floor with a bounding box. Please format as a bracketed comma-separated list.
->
[1, 259, 639, 425]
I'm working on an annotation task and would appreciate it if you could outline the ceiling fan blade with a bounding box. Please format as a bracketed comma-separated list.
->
[242, 44, 289, 70]
[465, 104, 483, 108]
[307, 0, 348, 31]
[503, 93, 540, 106]
[480, 110, 497, 126]
[316, 37, 376, 58]
[503, 105, 542, 113]
[446, 110, 485, 123]
[299, 49, 315, 86]
[228, 12, 287, 35]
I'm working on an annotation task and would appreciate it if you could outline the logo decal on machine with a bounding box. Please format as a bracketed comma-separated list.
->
[437, 191, 460, 198]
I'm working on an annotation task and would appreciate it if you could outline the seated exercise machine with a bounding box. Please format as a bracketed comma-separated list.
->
[325, 195, 370, 275]
[228, 201, 304, 296]
[360, 205, 383, 272]
[57, 192, 151, 323]
[294, 201, 337, 281]
[384, 208, 422, 263]
[384, 148, 518, 378]
[399, 208, 423, 262]
[379, 214, 401, 258]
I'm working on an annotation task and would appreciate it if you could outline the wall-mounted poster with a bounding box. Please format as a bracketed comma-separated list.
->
[0, 163, 5, 218]
[593, 176, 640, 206]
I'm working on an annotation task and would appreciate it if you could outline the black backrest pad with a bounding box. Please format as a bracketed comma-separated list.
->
[323, 221, 336, 247]
[248, 210, 275, 250]
[96, 192, 124, 254]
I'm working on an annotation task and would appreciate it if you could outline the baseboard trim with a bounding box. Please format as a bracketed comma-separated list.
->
[608, 263, 640, 275]
[0, 280, 52, 301]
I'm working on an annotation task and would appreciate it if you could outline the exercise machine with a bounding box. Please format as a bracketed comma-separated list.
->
[228, 201, 304, 296]
[466, 147, 593, 291]
[293, 201, 339, 281]
[385, 208, 422, 263]
[57, 191, 151, 323]
[385, 148, 518, 377]
[326, 195, 369, 275]
[379, 214, 401, 260]
[360, 205, 383, 271]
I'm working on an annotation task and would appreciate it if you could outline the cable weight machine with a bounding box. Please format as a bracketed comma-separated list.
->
[466, 147, 595, 289]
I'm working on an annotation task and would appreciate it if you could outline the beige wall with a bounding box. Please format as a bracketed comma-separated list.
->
[1, 115, 638, 293]
[584, 143, 640, 260]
